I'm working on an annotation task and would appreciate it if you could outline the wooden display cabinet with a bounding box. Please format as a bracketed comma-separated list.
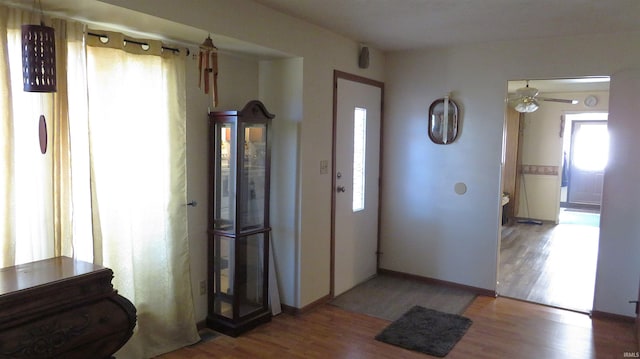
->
[207, 100, 274, 337]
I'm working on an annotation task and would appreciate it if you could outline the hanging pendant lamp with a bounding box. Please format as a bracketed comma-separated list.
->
[21, 2, 56, 93]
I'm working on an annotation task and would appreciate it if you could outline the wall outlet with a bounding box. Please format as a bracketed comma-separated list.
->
[199, 279, 207, 295]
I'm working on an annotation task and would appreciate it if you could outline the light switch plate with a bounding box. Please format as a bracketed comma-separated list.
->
[320, 160, 329, 174]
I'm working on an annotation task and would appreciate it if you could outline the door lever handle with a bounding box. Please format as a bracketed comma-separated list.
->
[336, 186, 346, 193]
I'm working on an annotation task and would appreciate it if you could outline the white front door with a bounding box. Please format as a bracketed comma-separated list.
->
[333, 73, 382, 296]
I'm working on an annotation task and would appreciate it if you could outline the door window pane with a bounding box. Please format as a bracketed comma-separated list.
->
[353, 108, 366, 212]
[574, 124, 608, 171]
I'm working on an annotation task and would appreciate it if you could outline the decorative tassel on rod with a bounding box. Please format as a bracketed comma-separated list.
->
[199, 35, 218, 107]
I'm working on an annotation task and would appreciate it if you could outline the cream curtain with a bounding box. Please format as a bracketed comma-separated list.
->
[81, 36, 199, 358]
[50, 17, 74, 258]
[65, 21, 95, 263]
[1, 5, 199, 357]
[0, 6, 75, 266]
[0, 6, 15, 267]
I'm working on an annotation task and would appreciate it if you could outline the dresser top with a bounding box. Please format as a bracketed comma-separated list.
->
[0, 256, 109, 296]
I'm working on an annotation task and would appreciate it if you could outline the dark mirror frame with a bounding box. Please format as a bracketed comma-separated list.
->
[428, 97, 459, 144]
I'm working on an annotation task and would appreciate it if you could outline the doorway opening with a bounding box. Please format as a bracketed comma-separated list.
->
[499, 77, 609, 313]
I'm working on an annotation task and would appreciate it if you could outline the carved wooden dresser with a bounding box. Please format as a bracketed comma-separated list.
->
[0, 256, 136, 358]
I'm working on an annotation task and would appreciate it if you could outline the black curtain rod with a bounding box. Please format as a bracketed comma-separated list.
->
[87, 32, 189, 56]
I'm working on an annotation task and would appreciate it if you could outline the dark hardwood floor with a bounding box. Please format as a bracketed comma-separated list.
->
[499, 209, 599, 312]
[156, 296, 637, 358]
[154, 210, 631, 358]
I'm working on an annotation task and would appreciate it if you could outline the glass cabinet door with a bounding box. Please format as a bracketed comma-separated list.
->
[237, 233, 266, 317]
[238, 123, 268, 232]
[213, 235, 233, 319]
[214, 122, 237, 232]
[212, 233, 267, 320]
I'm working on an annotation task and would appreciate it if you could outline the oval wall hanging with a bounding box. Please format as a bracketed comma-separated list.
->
[428, 96, 459, 145]
[39, 114, 47, 154]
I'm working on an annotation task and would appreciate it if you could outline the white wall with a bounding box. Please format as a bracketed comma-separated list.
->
[382, 47, 505, 290]
[595, 69, 640, 316]
[518, 174, 559, 221]
[383, 32, 640, 316]
[258, 57, 303, 307]
[517, 91, 610, 222]
[100, 0, 385, 309]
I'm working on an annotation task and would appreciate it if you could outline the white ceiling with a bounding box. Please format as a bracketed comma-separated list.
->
[5, 0, 638, 60]
[252, 0, 640, 51]
[251, 0, 627, 93]
[0, 0, 625, 93]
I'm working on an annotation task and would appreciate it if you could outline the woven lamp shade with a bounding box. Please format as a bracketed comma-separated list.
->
[21, 24, 56, 92]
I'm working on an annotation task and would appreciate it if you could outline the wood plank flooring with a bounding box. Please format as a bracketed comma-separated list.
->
[156, 296, 637, 358]
[499, 211, 599, 312]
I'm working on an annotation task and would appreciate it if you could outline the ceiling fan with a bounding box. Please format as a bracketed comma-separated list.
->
[508, 81, 578, 113]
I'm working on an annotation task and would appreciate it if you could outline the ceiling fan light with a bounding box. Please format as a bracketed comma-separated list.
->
[514, 98, 539, 113]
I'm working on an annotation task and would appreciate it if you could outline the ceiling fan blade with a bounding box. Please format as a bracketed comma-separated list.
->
[539, 96, 579, 104]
